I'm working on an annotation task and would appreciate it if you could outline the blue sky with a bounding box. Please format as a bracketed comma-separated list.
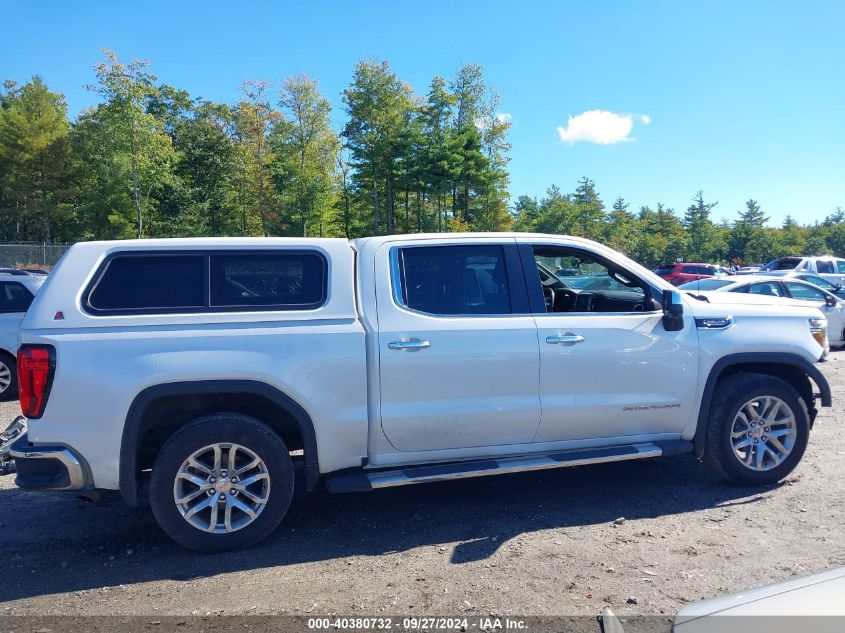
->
[3, 0, 843, 226]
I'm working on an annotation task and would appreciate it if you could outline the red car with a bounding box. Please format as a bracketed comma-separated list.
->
[654, 263, 724, 286]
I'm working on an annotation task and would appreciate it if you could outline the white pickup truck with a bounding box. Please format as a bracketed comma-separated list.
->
[765, 255, 845, 285]
[6, 233, 832, 551]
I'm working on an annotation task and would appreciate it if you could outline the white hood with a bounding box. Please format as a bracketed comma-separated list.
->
[684, 290, 825, 320]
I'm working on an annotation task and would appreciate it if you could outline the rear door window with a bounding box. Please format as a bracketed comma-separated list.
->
[0, 281, 34, 313]
[87, 255, 205, 313]
[397, 245, 512, 315]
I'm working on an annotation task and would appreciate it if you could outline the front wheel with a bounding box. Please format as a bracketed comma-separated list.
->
[702, 373, 810, 485]
[150, 413, 294, 552]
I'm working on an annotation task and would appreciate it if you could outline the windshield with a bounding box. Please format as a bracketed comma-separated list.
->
[767, 257, 802, 271]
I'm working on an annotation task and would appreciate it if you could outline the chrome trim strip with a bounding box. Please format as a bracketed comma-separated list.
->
[695, 316, 734, 329]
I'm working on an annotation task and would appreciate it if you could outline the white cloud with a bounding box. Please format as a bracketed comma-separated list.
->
[556, 110, 650, 145]
[496, 112, 512, 123]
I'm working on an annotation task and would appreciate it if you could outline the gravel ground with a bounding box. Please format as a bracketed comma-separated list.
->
[1, 358, 844, 619]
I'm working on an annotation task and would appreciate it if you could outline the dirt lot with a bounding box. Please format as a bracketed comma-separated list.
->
[1, 358, 844, 619]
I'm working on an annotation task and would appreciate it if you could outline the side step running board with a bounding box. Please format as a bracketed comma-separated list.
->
[325, 439, 692, 493]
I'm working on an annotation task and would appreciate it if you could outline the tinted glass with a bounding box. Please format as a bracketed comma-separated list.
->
[655, 266, 676, 275]
[785, 282, 826, 301]
[837, 261, 845, 274]
[799, 274, 835, 290]
[678, 278, 733, 291]
[210, 252, 325, 309]
[399, 245, 511, 315]
[0, 281, 34, 313]
[88, 255, 205, 312]
[744, 282, 786, 297]
[815, 260, 834, 274]
[681, 266, 697, 274]
[772, 258, 802, 270]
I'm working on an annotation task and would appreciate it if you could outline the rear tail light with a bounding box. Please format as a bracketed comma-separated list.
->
[18, 344, 55, 419]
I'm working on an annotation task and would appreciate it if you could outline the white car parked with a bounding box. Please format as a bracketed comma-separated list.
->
[601, 565, 845, 631]
[0, 269, 45, 399]
[681, 274, 845, 347]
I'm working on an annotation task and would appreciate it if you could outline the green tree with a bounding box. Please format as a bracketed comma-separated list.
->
[449, 64, 491, 224]
[635, 203, 687, 268]
[605, 196, 637, 255]
[162, 99, 242, 236]
[777, 215, 806, 256]
[474, 89, 512, 231]
[418, 76, 460, 231]
[342, 59, 414, 235]
[0, 76, 74, 241]
[728, 199, 771, 264]
[823, 208, 845, 256]
[534, 185, 577, 235]
[233, 80, 281, 235]
[84, 50, 176, 238]
[272, 74, 339, 237]
[512, 195, 540, 231]
[572, 177, 605, 240]
[683, 191, 719, 261]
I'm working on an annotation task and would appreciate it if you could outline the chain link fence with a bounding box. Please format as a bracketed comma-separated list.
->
[0, 242, 72, 270]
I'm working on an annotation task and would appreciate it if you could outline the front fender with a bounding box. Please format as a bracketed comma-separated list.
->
[693, 352, 831, 458]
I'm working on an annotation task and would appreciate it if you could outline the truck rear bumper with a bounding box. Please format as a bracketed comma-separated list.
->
[10, 432, 91, 492]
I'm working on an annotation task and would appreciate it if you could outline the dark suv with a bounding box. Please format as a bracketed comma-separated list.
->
[655, 263, 723, 286]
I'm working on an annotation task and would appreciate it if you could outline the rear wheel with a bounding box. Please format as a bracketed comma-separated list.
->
[150, 413, 294, 552]
[703, 373, 810, 485]
[0, 352, 17, 401]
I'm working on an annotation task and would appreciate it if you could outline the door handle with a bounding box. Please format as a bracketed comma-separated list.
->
[388, 339, 431, 351]
[546, 334, 585, 345]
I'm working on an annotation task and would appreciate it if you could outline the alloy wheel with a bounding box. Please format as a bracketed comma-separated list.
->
[173, 443, 270, 533]
[730, 396, 797, 471]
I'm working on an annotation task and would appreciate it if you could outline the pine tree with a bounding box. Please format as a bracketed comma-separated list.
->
[683, 191, 719, 261]
[572, 177, 605, 240]
[728, 199, 770, 264]
[0, 76, 74, 241]
[606, 196, 636, 256]
[342, 59, 414, 235]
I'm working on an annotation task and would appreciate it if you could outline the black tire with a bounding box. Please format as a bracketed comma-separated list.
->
[149, 413, 294, 552]
[702, 372, 810, 485]
[0, 352, 18, 401]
